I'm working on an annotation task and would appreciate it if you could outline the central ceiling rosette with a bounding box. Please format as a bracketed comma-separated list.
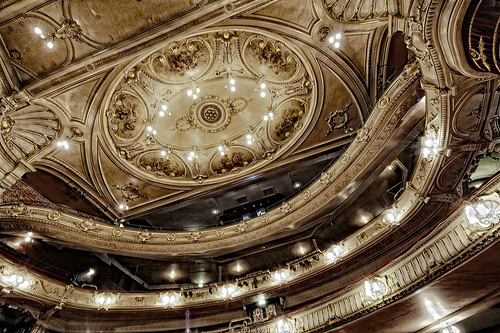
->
[102, 29, 316, 185]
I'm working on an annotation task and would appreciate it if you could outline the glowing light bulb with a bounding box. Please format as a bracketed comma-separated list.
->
[246, 134, 252, 140]
[159, 111, 165, 117]
[152, 130, 157, 135]
[334, 42, 340, 48]
[229, 78, 235, 85]
[263, 115, 269, 121]
[247, 140, 252, 145]
[328, 36, 335, 43]
[260, 91, 266, 98]
[34, 27, 42, 35]
[147, 126, 152, 132]
[220, 151, 225, 156]
[196, 88, 200, 93]
[218, 146, 223, 151]
[187, 89, 193, 96]
[161, 151, 166, 156]
[230, 86, 236, 92]
[335, 33, 341, 39]
[25, 236, 31, 242]
[161, 104, 168, 111]
[27, 232, 33, 237]
[89, 268, 95, 275]
[188, 156, 193, 161]
[46, 41, 54, 49]
[260, 82, 266, 89]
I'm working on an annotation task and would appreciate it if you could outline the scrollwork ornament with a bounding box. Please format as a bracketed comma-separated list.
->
[138, 230, 152, 242]
[301, 190, 311, 200]
[377, 96, 390, 109]
[166, 233, 176, 241]
[280, 202, 291, 215]
[112, 228, 123, 237]
[75, 220, 101, 233]
[189, 231, 203, 242]
[465, 193, 500, 229]
[215, 229, 224, 237]
[260, 214, 269, 223]
[47, 211, 61, 221]
[7, 204, 30, 217]
[319, 172, 333, 185]
[237, 221, 250, 233]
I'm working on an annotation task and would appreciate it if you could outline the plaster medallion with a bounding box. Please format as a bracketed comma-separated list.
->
[101, 29, 316, 186]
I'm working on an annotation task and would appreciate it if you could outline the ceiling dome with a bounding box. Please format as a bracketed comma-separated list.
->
[102, 29, 315, 185]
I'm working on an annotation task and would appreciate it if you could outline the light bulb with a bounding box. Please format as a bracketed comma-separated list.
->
[220, 151, 225, 156]
[260, 82, 266, 89]
[188, 156, 193, 161]
[246, 134, 252, 140]
[230, 86, 236, 92]
[229, 78, 235, 85]
[161, 151, 166, 156]
[89, 268, 95, 275]
[328, 36, 335, 43]
[187, 89, 193, 96]
[335, 33, 341, 39]
[159, 111, 165, 117]
[260, 91, 266, 98]
[247, 140, 252, 145]
[218, 146, 223, 151]
[334, 42, 340, 48]
[196, 88, 200, 93]
[263, 115, 269, 121]
[46, 41, 54, 49]
[27, 232, 33, 237]
[147, 126, 152, 132]
[152, 130, 157, 135]
[161, 104, 168, 111]
[34, 27, 42, 35]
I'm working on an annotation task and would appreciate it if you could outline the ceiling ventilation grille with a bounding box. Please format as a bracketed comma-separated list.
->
[263, 187, 275, 196]
[235, 196, 248, 205]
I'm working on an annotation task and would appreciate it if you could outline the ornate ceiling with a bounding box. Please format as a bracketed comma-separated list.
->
[0, 0, 498, 332]
[103, 29, 315, 186]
